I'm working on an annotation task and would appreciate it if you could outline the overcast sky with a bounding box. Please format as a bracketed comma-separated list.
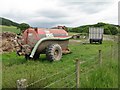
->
[0, 0, 119, 28]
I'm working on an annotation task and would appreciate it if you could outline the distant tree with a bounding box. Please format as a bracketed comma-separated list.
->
[81, 26, 89, 33]
[104, 25, 118, 35]
[18, 23, 30, 32]
[104, 25, 111, 34]
[59, 22, 119, 35]
[72, 28, 79, 33]
[67, 27, 72, 32]
[118, 27, 120, 34]
[109, 25, 118, 35]
[94, 22, 106, 27]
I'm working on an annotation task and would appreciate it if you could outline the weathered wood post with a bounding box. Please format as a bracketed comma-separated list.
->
[17, 79, 27, 90]
[75, 58, 80, 88]
[99, 50, 102, 65]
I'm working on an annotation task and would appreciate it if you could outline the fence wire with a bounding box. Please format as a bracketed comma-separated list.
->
[24, 53, 101, 88]
[44, 72, 76, 88]
[62, 78, 76, 88]
[17, 35, 118, 89]
[25, 60, 86, 88]
[25, 64, 75, 88]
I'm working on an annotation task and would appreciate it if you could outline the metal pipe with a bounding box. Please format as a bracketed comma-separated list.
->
[30, 36, 72, 58]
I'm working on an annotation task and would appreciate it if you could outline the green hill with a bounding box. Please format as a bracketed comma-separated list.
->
[0, 17, 19, 27]
[0, 17, 30, 34]
[0, 17, 119, 35]
[68, 22, 120, 35]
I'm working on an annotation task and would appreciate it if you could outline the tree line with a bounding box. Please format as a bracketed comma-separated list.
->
[0, 17, 19, 27]
[1, 17, 119, 35]
[68, 22, 120, 35]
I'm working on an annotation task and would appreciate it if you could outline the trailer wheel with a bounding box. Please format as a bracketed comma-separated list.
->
[99, 40, 102, 44]
[90, 39, 92, 44]
[46, 44, 62, 61]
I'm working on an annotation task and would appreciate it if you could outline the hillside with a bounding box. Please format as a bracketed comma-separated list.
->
[0, 17, 30, 34]
[0, 17, 120, 35]
[68, 22, 120, 35]
[0, 17, 19, 27]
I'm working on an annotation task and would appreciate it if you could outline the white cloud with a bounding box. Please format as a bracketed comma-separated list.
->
[0, 0, 119, 27]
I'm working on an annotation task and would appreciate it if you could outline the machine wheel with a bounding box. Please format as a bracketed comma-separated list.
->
[90, 39, 92, 44]
[33, 52, 40, 60]
[46, 44, 62, 61]
[99, 40, 102, 44]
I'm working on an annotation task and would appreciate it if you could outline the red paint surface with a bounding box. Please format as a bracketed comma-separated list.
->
[22, 28, 69, 45]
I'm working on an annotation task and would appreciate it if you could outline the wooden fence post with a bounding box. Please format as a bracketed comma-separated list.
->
[75, 58, 80, 88]
[99, 50, 102, 65]
[17, 79, 27, 90]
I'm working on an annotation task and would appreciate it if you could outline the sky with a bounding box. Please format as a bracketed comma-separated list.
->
[0, 0, 119, 28]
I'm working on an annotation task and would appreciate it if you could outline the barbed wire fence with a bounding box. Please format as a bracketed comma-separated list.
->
[16, 34, 118, 89]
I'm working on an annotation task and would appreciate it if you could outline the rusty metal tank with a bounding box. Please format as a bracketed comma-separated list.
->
[17, 28, 71, 61]
[22, 28, 68, 46]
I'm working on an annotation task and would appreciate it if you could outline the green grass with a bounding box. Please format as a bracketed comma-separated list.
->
[68, 32, 80, 36]
[2, 40, 118, 88]
[0, 25, 20, 34]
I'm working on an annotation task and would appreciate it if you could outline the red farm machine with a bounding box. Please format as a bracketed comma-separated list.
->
[16, 26, 71, 61]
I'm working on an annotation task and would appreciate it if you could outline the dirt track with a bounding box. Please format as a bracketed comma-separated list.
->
[69, 35, 118, 44]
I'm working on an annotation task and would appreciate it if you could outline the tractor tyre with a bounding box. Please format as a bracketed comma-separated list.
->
[90, 39, 92, 44]
[99, 40, 102, 44]
[46, 44, 62, 61]
[33, 52, 40, 60]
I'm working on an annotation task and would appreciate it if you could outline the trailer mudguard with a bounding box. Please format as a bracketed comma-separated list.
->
[30, 36, 72, 58]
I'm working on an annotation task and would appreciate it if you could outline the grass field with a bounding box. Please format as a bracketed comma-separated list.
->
[0, 25, 80, 36]
[2, 40, 118, 88]
[0, 25, 20, 34]
[68, 32, 80, 36]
